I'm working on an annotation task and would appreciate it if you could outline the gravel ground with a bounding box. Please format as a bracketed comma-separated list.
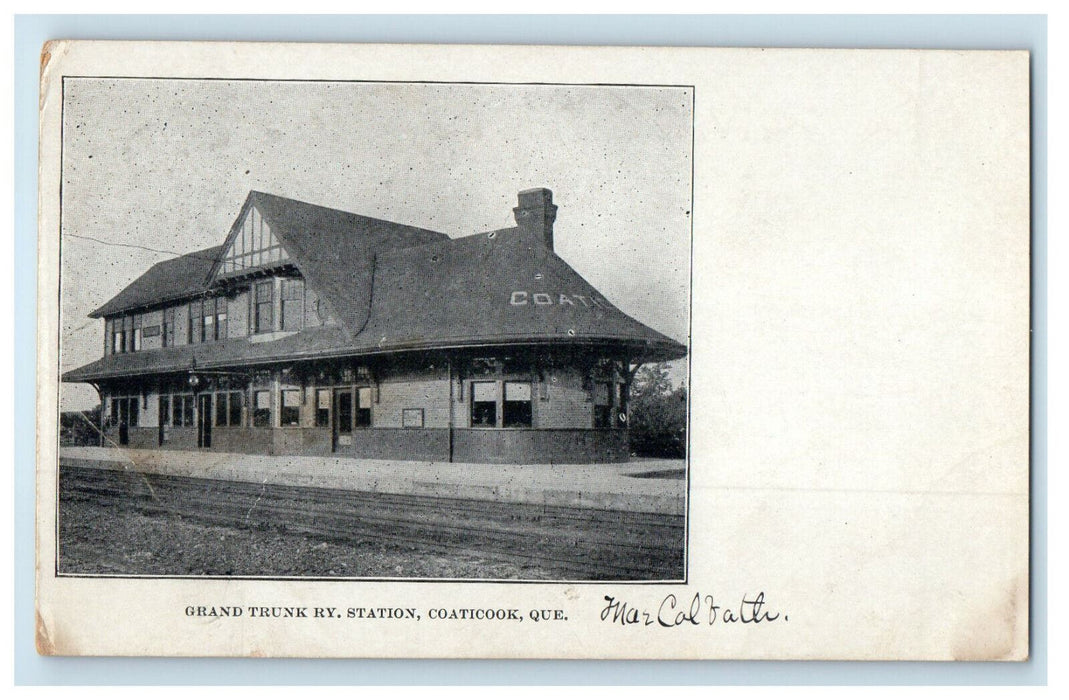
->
[58, 495, 565, 579]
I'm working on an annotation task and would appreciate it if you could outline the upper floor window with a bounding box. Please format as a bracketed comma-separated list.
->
[131, 315, 142, 352]
[203, 297, 227, 342]
[108, 317, 123, 355]
[162, 308, 175, 347]
[254, 281, 274, 334]
[108, 314, 142, 354]
[122, 315, 133, 353]
[216, 300, 228, 340]
[188, 301, 202, 343]
[203, 300, 215, 340]
[188, 298, 228, 344]
[281, 278, 304, 332]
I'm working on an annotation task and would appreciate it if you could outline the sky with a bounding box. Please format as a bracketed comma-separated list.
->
[59, 78, 693, 410]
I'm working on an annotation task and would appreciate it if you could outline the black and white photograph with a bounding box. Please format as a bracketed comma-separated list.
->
[55, 76, 693, 582]
[33, 41, 1031, 661]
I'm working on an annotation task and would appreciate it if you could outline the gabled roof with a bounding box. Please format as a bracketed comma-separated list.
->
[67, 190, 686, 383]
[237, 191, 449, 335]
[88, 246, 224, 318]
[90, 191, 449, 320]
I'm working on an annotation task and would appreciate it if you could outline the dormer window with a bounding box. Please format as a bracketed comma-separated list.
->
[281, 278, 304, 332]
[254, 281, 274, 334]
[247, 277, 302, 335]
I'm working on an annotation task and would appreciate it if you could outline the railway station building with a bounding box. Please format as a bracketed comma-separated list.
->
[63, 188, 687, 464]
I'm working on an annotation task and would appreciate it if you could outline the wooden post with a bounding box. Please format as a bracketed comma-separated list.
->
[447, 358, 454, 463]
[90, 382, 104, 447]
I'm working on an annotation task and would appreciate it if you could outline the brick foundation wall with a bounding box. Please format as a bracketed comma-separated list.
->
[101, 425, 627, 463]
[453, 428, 628, 464]
[334, 428, 450, 462]
[273, 427, 332, 455]
[210, 427, 274, 454]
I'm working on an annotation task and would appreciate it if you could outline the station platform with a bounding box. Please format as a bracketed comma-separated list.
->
[58, 447, 686, 516]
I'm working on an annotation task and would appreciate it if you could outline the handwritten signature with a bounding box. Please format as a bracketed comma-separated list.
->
[599, 592, 785, 627]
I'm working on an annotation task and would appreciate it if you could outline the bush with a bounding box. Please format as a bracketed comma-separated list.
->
[628, 363, 687, 459]
[60, 405, 103, 447]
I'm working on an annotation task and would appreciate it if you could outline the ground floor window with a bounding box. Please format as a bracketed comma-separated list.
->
[470, 380, 535, 428]
[356, 387, 372, 427]
[315, 389, 330, 427]
[215, 391, 245, 427]
[215, 393, 227, 427]
[229, 391, 242, 426]
[503, 381, 532, 427]
[471, 381, 498, 427]
[281, 389, 301, 426]
[109, 396, 139, 427]
[253, 390, 272, 427]
[167, 394, 194, 427]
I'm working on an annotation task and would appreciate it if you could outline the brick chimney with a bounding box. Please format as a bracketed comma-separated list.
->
[513, 188, 558, 251]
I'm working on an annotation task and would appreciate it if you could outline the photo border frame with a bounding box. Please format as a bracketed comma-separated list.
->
[13, 13, 1048, 686]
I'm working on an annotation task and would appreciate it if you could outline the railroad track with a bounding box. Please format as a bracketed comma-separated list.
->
[59, 465, 685, 580]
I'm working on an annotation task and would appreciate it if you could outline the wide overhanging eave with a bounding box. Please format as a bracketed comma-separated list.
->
[61, 334, 687, 384]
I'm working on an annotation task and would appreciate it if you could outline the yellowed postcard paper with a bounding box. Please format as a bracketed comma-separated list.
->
[36, 41, 1029, 659]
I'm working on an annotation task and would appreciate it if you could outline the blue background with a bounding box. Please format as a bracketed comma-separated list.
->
[14, 13, 1048, 685]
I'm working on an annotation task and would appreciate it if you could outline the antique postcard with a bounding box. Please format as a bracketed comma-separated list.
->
[35, 41, 1030, 659]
